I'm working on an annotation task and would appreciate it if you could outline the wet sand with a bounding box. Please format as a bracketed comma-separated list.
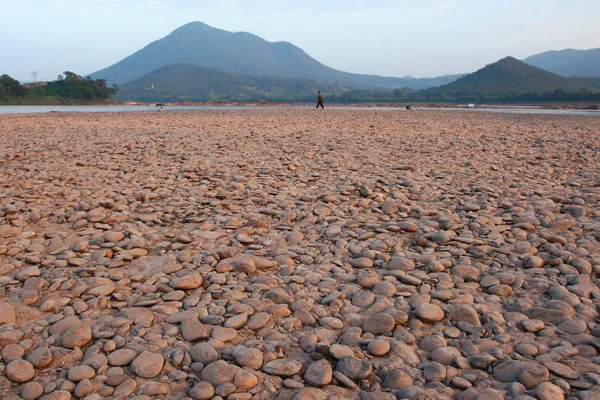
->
[0, 110, 599, 400]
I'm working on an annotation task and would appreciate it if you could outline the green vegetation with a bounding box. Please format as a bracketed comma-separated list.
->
[324, 58, 600, 104]
[524, 48, 600, 77]
[91, 21, 461, 90]
[406, 57, 600, 103]
[114, 58, 600, 104]
[424, 57, 592, 100]
[0, 72, 118, 105]
[116, 63, 348, 102]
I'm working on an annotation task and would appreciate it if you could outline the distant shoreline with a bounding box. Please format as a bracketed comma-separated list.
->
[1, 100, 598, 111]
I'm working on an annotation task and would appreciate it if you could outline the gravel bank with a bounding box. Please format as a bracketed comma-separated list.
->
[0, 109, 599, 400]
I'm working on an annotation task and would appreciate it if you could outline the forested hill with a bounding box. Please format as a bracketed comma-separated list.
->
[115, 63, 346, 102]
[0, 72, 118, 105]
[524, 48, 600, 77]
[91, 21, 460, 90]
[426, 57, 596, 99]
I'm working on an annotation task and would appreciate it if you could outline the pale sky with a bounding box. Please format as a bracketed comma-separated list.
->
[2, 0, 599, 82]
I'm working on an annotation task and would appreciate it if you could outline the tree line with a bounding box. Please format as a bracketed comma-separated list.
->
[0, 72, 119, 102]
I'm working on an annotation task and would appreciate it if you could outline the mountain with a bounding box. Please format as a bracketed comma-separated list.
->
[90, 21, 460, 89]
[426, 57, 596, 99]
[523, 48, 600, 77]
[114, 63, 347, 102]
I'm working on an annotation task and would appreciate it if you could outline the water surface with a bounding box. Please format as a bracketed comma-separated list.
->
[0, 105, 598, 117]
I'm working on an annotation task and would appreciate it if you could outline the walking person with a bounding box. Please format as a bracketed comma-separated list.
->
[316, 91, 324, 109]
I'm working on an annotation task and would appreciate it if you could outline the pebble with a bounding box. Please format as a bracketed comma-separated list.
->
[131, 351, 164, 378]
[335, 356, 372, 381]
[262, 359, 303, 377]
[21, 382, 44, 400]
[304, 359, 332, 387]
[5, 360, 35, 383]
[414, 304, 445, 323]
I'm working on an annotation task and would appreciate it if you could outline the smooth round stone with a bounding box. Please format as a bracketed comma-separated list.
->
[372, 281, 397, 296]
[319, 317, 344, 329]
[212, 327, 237, 342]
[68, 365, 95, 382]
[27, 347, 53, 369]
[6, 360, 35, 383]
[21, 382, 44, 400]
[536, 382, 564, 400]
[232, 346, 263, 370]
[329, 344, 353, 359]
[234, 369, 259, 390]
[488, 284, 513, 296]
[367, 339, 391, 356]
[449, 305, 481, 326]
[74, 379, 94, 398]
[335, 356, 372, 381]
[200, 360, 241, 386]
[190, 343, 218, 365]
[363, 313, 395, 334]
[189, 381, 214, 400]
[262, 358, 303, 377]
[431, 347, 458, 365]
[108, 349, 138, 366]
[414, 304, 444, 323]
[131, 351, 164, 379]
[557, 319, 587, 334]
[304, 359, 332, 387]
[424, 361, 446, 382]
[383, 369, 413, 389]
[2, 344, 25, 359]
[419, 336, 447, 352]
[104, 231, 125, 242]
[516, 343, 538, 357]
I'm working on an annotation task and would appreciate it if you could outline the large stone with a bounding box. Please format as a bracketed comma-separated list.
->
[131, 351, 164, 378]
[449, 305, 481, 326]
[108, 349, 138, 366]
[68, 365, 95, 382]
[262, 358, 303, 377]
[536, 382, 564, 400]
[493, 360, 549, 388]
[190, 381, 214, 400]
[27, 347, 53, 369]
[335, 356, 372, 381]
[304, 359, 332, 387]
[527, 300, 575, 324]
[6, 359, 35, 383]
[169, 274, 203, 290]
[62, 324, 92, 349]
[39, 391, 72, 400]
[0, 303, 16, 324]
[383, 369, 413, 389]
[232, 345, 263, 370]
[181, 318, 209, 342]
[200, 360, 241, 386]
[190, 343, 219, 365]
[21, 382, 44, 400]
[49, 317, 81, 335]
[413, 304, 444, 323]
[362, 313, 395, 334]
[387, 257, 415, 271]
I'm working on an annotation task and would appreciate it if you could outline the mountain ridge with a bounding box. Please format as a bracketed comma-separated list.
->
[523, 48, 600, 77]
[114, 63, 348, 102]
[90, 21, 461, 89]
[426, 56, 598, 99]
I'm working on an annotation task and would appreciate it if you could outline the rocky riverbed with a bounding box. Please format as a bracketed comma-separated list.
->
[0, 109, 599, 400]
